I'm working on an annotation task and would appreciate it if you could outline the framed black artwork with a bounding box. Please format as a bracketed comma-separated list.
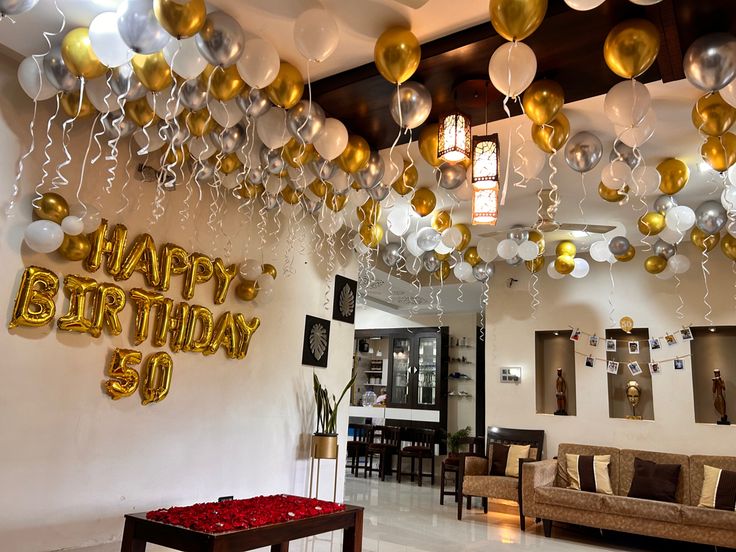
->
[332, 274, 357, 324]
[302, 315, 330, 368]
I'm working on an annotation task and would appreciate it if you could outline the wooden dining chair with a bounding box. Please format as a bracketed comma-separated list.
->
[440, 436, 484, 504]
[346, 424, 373, 476]
[364, 426, 401, 481]
[397, 428, 437, 486]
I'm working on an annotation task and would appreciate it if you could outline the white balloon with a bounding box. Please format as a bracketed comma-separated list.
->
[629, 0, 662, 4]
[489, 41, 537, 98]
[209, 99, 242, 128]
[89, 11, 133, 68]
[331, 169, 350, 193]
[24, 220, 64, 253]
[659, 226, 684, 245]
[603, 80, 651, 127]
[665, 205, 696, 232]
[722, 78, 736, 109]
[237, 38, 280, 89]
[222, 172, 240, 190]
[434, 241, 453, 255]
[265, 174, 287, 195]
[441, 227, 462, 249]
[722, 185, 736, 210]
[416, 227, 442, 251]
[85, 77, 116, 113]
[405, 255, 423, 275]
[668, 254, 690, 274]
[477, 237, 499, 262]
[239, 259, 262, 280]
[406, 232, 423, 257]
[256, 273, 275, 292]
[590, 240, 610, 262]
[17, 56, 56, 101]
[314, 118, 348, 161]
[293, 8, 339, 62]
[632, 165, 661, 194]
[454, 261, 473, 282]
[163, 37, 208, 80]
[655, 264, 675, 280]
[615, 109, 656, 147]
[147, 86, 184, 121]
[600, 160, 632, 191]
[547, 260, 565, 279]
[257, 107, 291, 149]
[564, 0, 605, 8]
[187, 135, 217, 159]
[517, 240, 539, 261]
[61, 215, 84, 236]
[387, 207, 411, 236]
[319, 210, 343, 235]
[497, 238, 519, 260]
[571, 257, 590, 278]
[514, 140, 546, 179]
[133, 126, 166, 153]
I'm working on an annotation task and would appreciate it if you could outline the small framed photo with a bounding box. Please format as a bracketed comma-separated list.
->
[665, 333, 677, 346]
[680, 328, 693, 341]
[585, 355, 595, 368]
[648, 362, 661, 374]
[628, 361, 642, 376]
[589, 335, 599, 347]
[628, 341, 640, 355]
[607, 360, 620, 375]
[649, 338, 661, 350]
[674, 358, 685, 370]
[605, 339, 617, 353]
[570, 328, 581, 342]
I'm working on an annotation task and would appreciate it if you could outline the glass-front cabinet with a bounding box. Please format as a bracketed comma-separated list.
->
[390, 337, 411, 406]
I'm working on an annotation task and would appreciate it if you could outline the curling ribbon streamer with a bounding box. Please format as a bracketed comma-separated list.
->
[701, 248, 713, 325]
[74, 112, 101, 219]
[674, 274, 685, 320]
[530, 272, 540, 320]
[608, 261, 615, 327]
[116, 138, 135, 215]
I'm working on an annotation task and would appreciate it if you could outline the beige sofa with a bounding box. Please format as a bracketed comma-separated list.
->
[522, 443, 736, 548]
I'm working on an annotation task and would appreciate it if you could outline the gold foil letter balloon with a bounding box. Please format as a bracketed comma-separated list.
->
[84, 220, 128, 276]
[104, 348, 142, 400]
[88, 283, 127, 338]
[184, 305, 215, 353]
[234, 313, 261, 359]
[129, 288, 165, 345]
[9, 266, 59, 329]
[57, 274, 97, 334]
[206, 311, 240, 358]
[158, 243, 191, 292]
[182, 253, 214, 300]
[213, 258, 238, 304]
[117, 233, 161, 287]
[140, 351, 173, 405]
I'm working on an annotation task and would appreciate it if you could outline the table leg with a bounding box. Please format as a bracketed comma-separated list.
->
[270, 543, 289, 551]
[120, 519, 146, 552]
[342, 509, 363, 552]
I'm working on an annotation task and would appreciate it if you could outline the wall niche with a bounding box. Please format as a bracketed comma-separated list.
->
[690, 326, 736, 425]
[535, 330, 576, 416]
[606, 328, 654, 421]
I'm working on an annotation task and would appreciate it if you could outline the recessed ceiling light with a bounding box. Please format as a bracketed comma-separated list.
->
[709, 327, 716, 332]
[554, 331, 559, 336]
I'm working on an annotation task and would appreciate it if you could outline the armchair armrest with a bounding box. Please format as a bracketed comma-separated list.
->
[521, 459, 557, 519]
[464, 455, 489, 476]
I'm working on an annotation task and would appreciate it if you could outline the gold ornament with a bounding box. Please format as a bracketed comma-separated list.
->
[34, 192, 69, 223]
[60, 91, 96, 118]
[691, 226, 720, 252]
[603, 19, 660, 79]
[692, 92, 736, 137]
[525, 256, 545, 273]
[657, 158, 689, 194]
[598, 182, 629, 202]
[235, 280, 259, 301]
[266, 62, 304, 109]
[431, 210, 452, 232]
[464, 246, 480, 267]
[528, 229, 545, 254]
[531, 112, 570, 153]
[154, 0, 206, 39]
[489, 0, 547, 42]
[104, 348, 141, 400]
[9, 266, 59, 329]
[61, 27, 106, 79]
[411, 187, 436, 217]
[393, 160, 418, 195]
[554, 255, 575, 275]
[131, 52, 173, 92]
[644, 255, 667, 274]
[125, 97, 158, 127]
[373, 27, 421, 84]
[201, 64, 246, 102]
[721, 233, 736, 261]
[620, 316, 634, 333]
[57, 233, 91, 261]
[336, 135, 371, 173]
[522, 80, 564, 125]
[555, 240, 576, 257]
[455, 223, 472, 251]
[359, 221, 384, 248]
[615, 245, 636, 262]
[701, 133, 736, 172]
[638, 211, 666, 235]
[418, 123, 441, 167]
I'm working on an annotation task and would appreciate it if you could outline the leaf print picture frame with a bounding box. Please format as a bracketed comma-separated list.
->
[302, 315, 331, 368]
[332, 274, 357, 324]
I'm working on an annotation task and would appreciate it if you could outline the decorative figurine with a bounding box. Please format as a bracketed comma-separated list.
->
[713, 369, 730, 425]
[625, 380, 642, 420]
[554, 367, 567, 416]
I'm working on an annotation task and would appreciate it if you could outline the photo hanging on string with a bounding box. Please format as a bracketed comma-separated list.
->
[665, 334, 677, 347]
[649, 362, 661, 374]
[649, 338, 661, 350]
[605, 339, 617, 353]
[589, 335, 599, 347]
[674, 358, 685, 370]
[628, 341, 640, 355]
[628, 361, 642, 376]
[607, 361, 620, 375]
[680, 328, 694, 341]
[585, 355, 595, 368]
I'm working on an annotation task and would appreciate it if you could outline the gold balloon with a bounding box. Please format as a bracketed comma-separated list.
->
[58, 233, 91, 261]
[657, 158, 689, 194]
[455, 223, 472, 251]
[615, 245, 636, 262]
[325, 189, 348, 212]
[125, 97, 158, 127]
[84, 220, 128, 276]
[598, 182, 629, 202]
[555, 240, 576, 257]
[644, 255, 667, 274]
[89, 282, 126, 338]
[131, 52, 173, 92]
[620, 316, 634, 333]
[434, 260, 450, 281]
[603, 19, 660, 79]
[525, 256, 546, 273]
[266, 62, 304, 109]
[163, 145, 188, 167]
[280, 186, 302, 205]
[554, 254, 575, 275]
[58, 274, 97, 334]
[359, 221, 384, 249]
[431, 210, 452, 232]
[531, 112, 570, 154]
[185, 108, 215, 136]
[238, 182, 264, 199]
[528, 229, 545, 254]
[202, 64, 246, 102]
[701, 133, 736, 173]
[411, 187, 436, 217]
[34, 192, 69, 223]
[140, 351, 173, 405]
[128, 288, 162, 344]
[182, 304, 214, 351]
[691, 226, 720, 252]
[9, 266, 59, 329]
[638, 211, 666, 235]
[358, 198, 382, 223]
[154, 0, 206, 39]
[309, 178, 328, 198]
[419, 124, 441, 167]
[219, 152, 242, 174]
[158, 243, 190, 293]
[104, 348, 142, 400]
[692, 92, 736, 137]
[373, 27, 421, 84]
[235, 280, 259, 301]
[464, 246, 480, 267]
[393, 160, 419, 195]
[721, 233, 736, 261]
[61, 27, 106, 79]
[337, 135, 371, 173]
[436, 252, 450, 261]
[60, 91, 96, 118]
[262, 263, 277, 279]
[117, 233, 160, 287]
[489, 0, 547, 42]
[283, 138, 317, 168]
[522, 80, 564, 125]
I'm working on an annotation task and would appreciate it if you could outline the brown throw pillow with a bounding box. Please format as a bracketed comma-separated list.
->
[490, 443, 530, 478]
[698, 465, 736, 511]
[627, 457, 681, 503]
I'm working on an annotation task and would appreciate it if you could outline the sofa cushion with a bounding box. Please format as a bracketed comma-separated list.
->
[557, 444, 620, 494]
[463, 475, 518, 501]
[600, 495, 681, 524]
[490, 443, 530, 478]
[565, 454, 613, 495]
[681, 504, 736, 531]
[627, 457, 681, 503]
[536, 486, 604, 510]
[690, 455, 736, 507]
[621, 449, 689, 503]
[698, 465, 736, 511]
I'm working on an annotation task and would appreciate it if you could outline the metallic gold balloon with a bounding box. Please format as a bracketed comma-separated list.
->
[644, 255, 667, 274]
[9, 266, 59, 329]
[281, 186, 303, 205]
[206, 311, 240, 358]
[125, 96, 158, 127]
[154, 0, 206, 39]
[185, 108, 215, 136]
[411, 187, 436, 217]
[691, 226, 720, 252]
[283, 138, 317, 168]
[128, 288, 163, 344]
[34, 192, 69, 223]
[615, 245, 636, 262]
[603, 19, 660, 79]
[266, 62, 304, 109]
[235, 279, 259, 301]
[554, 254, 575, 275]
[436, 252, 450, 261]
[131, 52, 173, 92]
[455, 223, 472, 251]
[60, 91, 96, 118]
[219, 152, 242, 174]
[431, 210, 452, 232]
[183, 304, 214, 351]
[525, 255, 545, 273]
[531, 112, 570, 153]
[337, 135, 371, 173]
[58, 233, 91, 261]
[721, 233, 736, 261]
[213, 258, 238, 304]
[357, 198, 382, 223]
[262, 263, 277, 279]
[201, 63, 245, 102]
[61, 27, 106, 79]
[489, 0, 547, 42]
[638, 211, 665, 235]
[373, 27, 421, 84]
[464, 246, 480, 267]
[89, 283, 126, 338]
[434, 260, 450, 281]
[84, 220, 128, 276]
[620, 316, 634, 333]
[309, 178, 328, 198]
[598, 182, 629, 202]
[522, 80, 564, 125]
[359, 221, 384, 248]
[701, 133, 736, 172]
[104, 348, 142, 400]
[393, 160, 418, 195]
[238, 182, 265, 199]
[117, 233, 160, 287]
[325, 189, 348, 212]
[163, 145, 189, 167]
[555, 240, 576, 257]
[58, 274, 96, 334]
[657, 158, 689, 194]
[692, 92, 736, 137]
[183, 253, 214, 300]
[140, 351, 173, 405]
[234, 313, 260, 359]
[419, 123, 441, 167]
[528, 229, 545, 254]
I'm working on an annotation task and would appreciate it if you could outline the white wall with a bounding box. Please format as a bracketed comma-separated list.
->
[0, 54, 356, 552]
[485, 249, 736, 459]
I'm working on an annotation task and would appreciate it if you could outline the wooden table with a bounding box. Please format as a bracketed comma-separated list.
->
[120, 504, 363, 552]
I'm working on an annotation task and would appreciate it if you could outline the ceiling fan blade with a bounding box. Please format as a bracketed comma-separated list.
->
[392, 0, 430, 7]
[557, 223, 617, 234]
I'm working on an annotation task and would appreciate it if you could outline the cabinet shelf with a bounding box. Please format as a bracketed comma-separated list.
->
[364, 370, 384, 374]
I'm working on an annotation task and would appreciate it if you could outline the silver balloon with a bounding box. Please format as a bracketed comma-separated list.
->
[260, 145, 285, 175]
[43, 45, 79, 92]
[683, 33, 736, 91]
[116, 0, 171, 55]
[212, 122, 246, 154]
[438, 162, 466, 190]
[422, 251, 440, 273]
[195, 11, 244, 68]
[653, 239, 676, 260]
[653, 194, 678, 214]
[161, 122, 188, 147]
[110, 64, 146, 100]
[236, 87, 270, 118]
[608, 236, 630, 256]
[473, 262, 495, 282]
[695, 200, 728, 235]
[506, 256, 523, 267]
[0, 0, 39, 16]
[416, 227, 442, 252]
[179, 79, 208, 110]
[302, 196, 322, 214]
[609, 141, 638, 170]
[382, 242, 402, 267]
[355, 151, 384, 190]
[194, 160, 216, 183]
[564, 131, 602, 173]
[507, 225, 529, 243]
[310, 158, 336, 180]
[390, 81, 432, 130]
[287, 100, 325, 143]
[102, 113, 136, 138]
[263, 193, 282, 211]
[247, 166, 264, 185]
[368, 183, 390, 202]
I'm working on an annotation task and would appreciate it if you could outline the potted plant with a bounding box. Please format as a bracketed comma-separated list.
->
[447, 426, 471, 458]
[312, 372, 356, 459]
